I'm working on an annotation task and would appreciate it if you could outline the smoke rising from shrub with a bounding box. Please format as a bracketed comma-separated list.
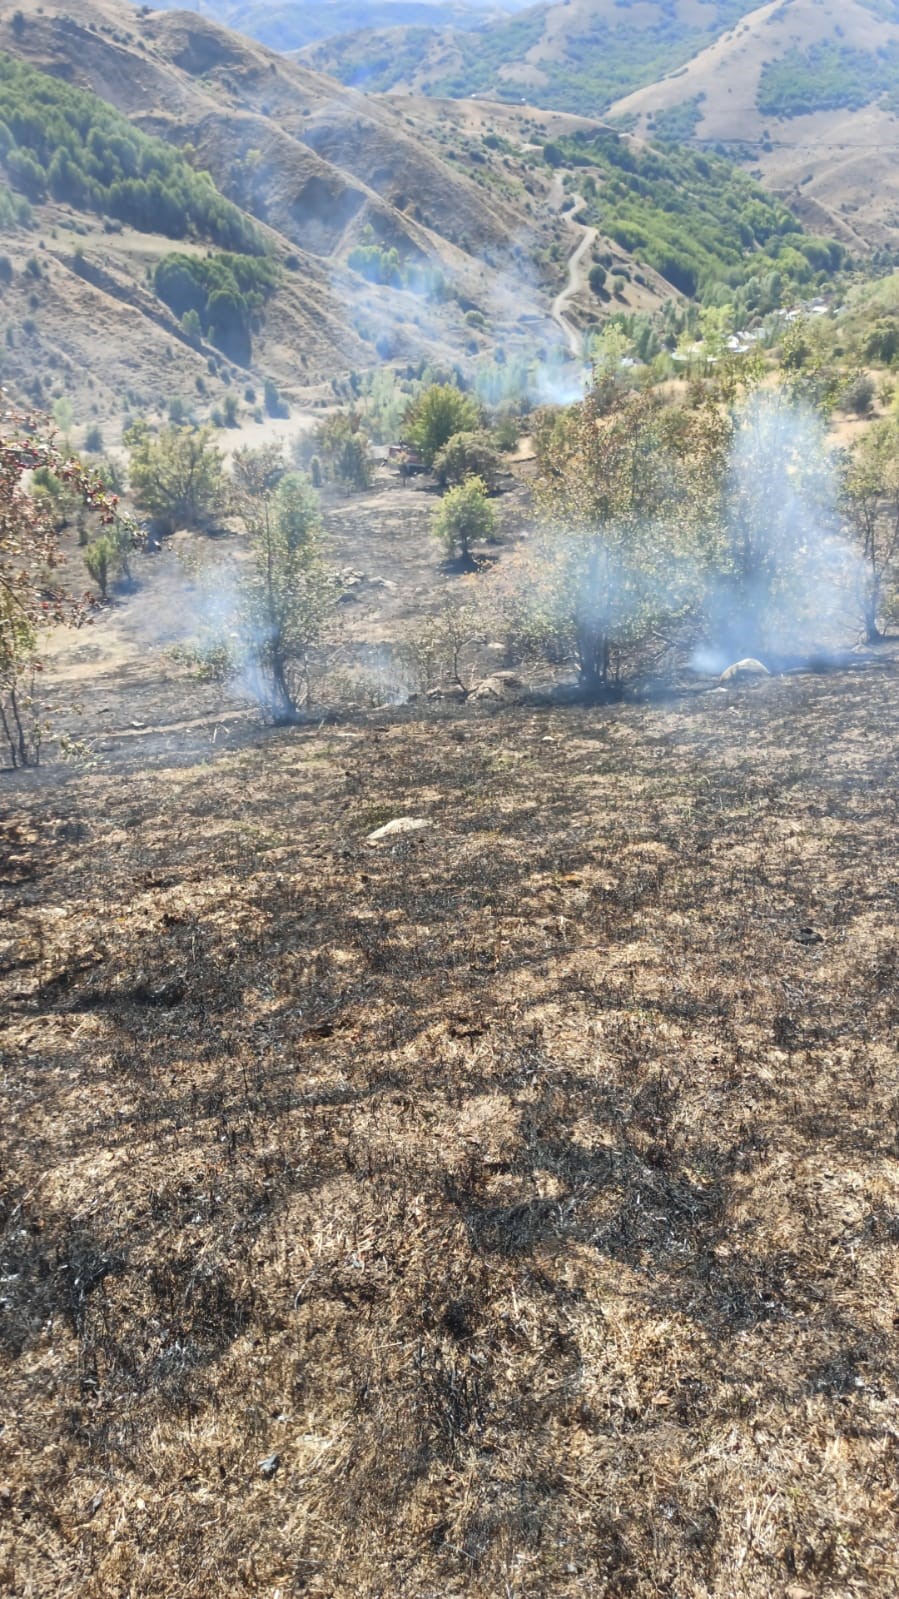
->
[698, 391, 864, 671]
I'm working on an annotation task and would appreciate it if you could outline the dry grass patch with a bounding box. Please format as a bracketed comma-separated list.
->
[2, 667, 899, 1596]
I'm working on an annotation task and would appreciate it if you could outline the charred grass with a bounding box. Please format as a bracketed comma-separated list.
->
[2, 669, 899, 1596]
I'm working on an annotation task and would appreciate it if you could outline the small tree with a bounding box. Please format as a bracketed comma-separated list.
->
[841, 372, 875, 418]
[231, 448, 338, 719]
[84, 519, 133, 598]
[842, 418, 899, 641]
[405, 384, 480, 468]
[1, 401, 122, 765]
[315, 410, 373, 491]
[433, 430, 500, 491]
[527, 383, 723, 696]
[264, 378, 288, 418]
[431, 476, 496, 562]
[126, 420, 225, 533]
[84, 536, 112, 598]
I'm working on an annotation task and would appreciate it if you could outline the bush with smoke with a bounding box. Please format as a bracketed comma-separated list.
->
[230, 447, 341, 720]
[488, 383, 866, 695]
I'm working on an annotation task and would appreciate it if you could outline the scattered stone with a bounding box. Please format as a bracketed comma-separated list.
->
[719, 658, 770, 685]
[366, 817, 431, 844]
[470, 671, 525, 702]
[426, 683, 467, 701]
[258, 1453, 280, 1480]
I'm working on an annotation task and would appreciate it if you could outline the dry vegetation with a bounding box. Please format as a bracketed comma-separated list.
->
[3, 656, 899, 1597]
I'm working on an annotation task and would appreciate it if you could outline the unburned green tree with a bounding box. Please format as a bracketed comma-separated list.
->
[432, 430, 500, 492]
[521, 383, 725, 696]
[405, 384, 480, 468]
[431, 475, 496, 562]
[231, 447, 338, 718]
[125, 420, 225, 533]
[842, 418, 899, 641]
[315, 410, 373, 491]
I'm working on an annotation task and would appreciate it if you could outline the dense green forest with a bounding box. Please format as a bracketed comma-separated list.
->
[0, 52, 261, 251]
[757, 39, 899, 118]
[556, 132, 846, 306]
[153, 252, 279, 363]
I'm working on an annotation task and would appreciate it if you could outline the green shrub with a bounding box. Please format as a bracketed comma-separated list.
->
[431, 475, 496, 560]
[405, 383, 480, 468]
[154, 252, 279, 364]
[433, 430, 501, 491]
[314, 411, 372, 491]
[264, 378, 288, 418]
[126, 420, 225, 532]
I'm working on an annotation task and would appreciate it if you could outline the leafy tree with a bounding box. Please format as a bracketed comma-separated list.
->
[231, 448, 338, 718]
[841, 372, 875, 418]
[154, 252, 279, 364]
[0, 404, 122, 764]
[431, 475, 496, 561]
[842, 419, 899, 641]
[433, 430, 500, 491]
[348, 239, 403, 286]
[264, 378, 288, 418]
[405, 384, 480, 468]
[125, 421, 225, 533]
[315, 409, 373, 491]
[524, 383, 724, 696]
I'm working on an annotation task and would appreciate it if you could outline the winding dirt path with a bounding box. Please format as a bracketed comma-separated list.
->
[551, 193, 599, 360]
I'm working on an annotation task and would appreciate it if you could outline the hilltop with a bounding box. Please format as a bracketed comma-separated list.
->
[297, 0, 759, 114]
[609, 0, 899, 251]
[151, 0, 524, 54]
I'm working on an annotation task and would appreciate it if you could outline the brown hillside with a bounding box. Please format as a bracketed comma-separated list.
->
[608, 0, 899, 248]
[0, 0, 610, 427]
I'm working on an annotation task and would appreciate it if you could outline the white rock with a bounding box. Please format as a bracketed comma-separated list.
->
[719, 658, 770, 685]
[366, 817, 431, 843]
[470, 671, 525, 701]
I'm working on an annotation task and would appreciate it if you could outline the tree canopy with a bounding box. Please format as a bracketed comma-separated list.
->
[0, 51, 261, 251]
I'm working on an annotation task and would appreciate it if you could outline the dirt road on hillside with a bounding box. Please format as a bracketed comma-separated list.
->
[551, 193, 598, 359]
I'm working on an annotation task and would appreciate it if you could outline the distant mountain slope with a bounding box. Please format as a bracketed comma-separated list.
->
[0, 0, 576, 421]
[607, 0, 899, 248]
[0, 0, 853, 433]
[150, 0, 525, 54]
[297, 0, 761, 115]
